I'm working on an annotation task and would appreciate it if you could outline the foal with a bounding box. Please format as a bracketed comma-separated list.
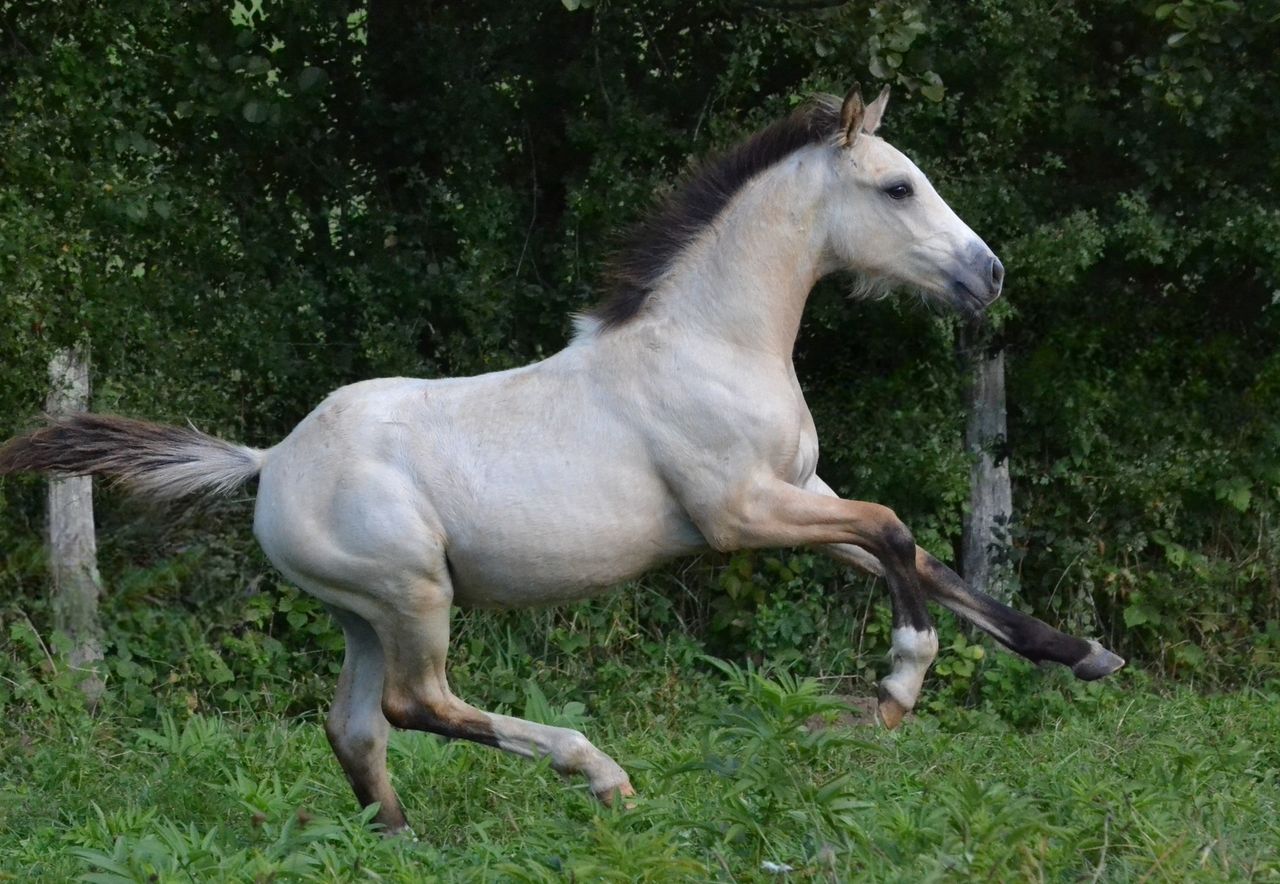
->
[0, 87, 1123, 833]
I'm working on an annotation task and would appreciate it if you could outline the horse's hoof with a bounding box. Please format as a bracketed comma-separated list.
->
[595, 780, 636, 809]
[876, 691, 909, 731]
[1071, 640, 1126, 681]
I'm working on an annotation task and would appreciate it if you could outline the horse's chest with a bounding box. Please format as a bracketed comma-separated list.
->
[647, 365, 818, 486]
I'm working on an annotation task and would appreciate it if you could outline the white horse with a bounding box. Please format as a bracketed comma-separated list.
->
[0, 87, 1123, 833]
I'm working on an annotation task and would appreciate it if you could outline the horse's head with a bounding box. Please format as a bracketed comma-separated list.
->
[822, 87, 1003, 315]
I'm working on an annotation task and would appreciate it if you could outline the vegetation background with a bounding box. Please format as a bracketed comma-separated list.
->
[1, 0, 1278, 879]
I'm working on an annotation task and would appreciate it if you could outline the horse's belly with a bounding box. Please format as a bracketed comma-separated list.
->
[444, 490, 706, 608]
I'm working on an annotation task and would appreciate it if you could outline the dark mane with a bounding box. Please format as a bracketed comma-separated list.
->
[588, 96, 843, 330]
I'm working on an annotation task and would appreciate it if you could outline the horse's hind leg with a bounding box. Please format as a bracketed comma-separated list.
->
[324, 606, 409, 834]
[372, 572, 634, 804]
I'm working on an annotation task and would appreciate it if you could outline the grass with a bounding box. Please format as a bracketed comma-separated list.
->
[2, 656, 1278, 882]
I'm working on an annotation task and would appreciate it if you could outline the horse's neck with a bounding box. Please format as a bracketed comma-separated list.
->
[650, 151, 829, 359]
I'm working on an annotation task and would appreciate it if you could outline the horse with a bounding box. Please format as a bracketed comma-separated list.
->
[0, 86, 1124, 834]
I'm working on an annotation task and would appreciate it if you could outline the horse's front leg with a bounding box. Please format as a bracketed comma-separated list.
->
[912, 548, 1124, 678]
[702, 477, 937, 728]
[803, 475, 1124, 681]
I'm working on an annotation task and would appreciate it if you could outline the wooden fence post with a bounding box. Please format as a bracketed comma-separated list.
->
[46, 346, 105, 704]
[960, 323, 1014, 604]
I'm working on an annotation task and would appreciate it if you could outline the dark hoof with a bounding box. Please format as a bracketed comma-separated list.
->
[379, 823, 414, 839]
[1071, 640, 1125, 681]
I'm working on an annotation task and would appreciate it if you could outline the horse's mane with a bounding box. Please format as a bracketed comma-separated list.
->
[586, 95, 844, 331]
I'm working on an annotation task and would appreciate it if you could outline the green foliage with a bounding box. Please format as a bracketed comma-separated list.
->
[708, 550, 874, 669]
[2, 662, 1278, 880]
[670, 658, 878, 859]
[0, 510, 344, 720]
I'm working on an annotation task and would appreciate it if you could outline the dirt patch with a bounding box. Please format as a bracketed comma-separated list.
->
[805, 695, 884, 731]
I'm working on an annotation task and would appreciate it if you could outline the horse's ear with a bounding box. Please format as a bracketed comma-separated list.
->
[839, 86, 865, 148]
[862, 86, 890, 135]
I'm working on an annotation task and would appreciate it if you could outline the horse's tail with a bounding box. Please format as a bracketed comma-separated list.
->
[0, 413, 265, 500]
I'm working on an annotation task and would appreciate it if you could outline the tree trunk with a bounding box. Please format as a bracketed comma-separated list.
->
[46, 347, 105, 704]
[960, 323, 1014, 604]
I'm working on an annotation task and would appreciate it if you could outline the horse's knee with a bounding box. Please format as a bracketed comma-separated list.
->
[381, 689, 434, 732]
[863, 504, 914, 565]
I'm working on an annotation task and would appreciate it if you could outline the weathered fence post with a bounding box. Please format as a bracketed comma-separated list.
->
[46, 346, 105, 704]
[960, 321, 1014, 604]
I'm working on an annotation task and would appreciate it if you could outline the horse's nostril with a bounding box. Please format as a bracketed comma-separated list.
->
[990, 257, 1005, 291]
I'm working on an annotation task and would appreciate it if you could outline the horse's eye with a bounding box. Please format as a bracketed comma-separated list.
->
[884, 182, 913, 201]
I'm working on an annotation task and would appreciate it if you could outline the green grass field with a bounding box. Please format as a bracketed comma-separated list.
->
[3, 656, 1277, 882]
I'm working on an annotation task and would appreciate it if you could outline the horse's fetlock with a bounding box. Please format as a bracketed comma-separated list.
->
[551, 729, 611, 778]
[890, 626, 938, 666]
[914, 628, 940, 664]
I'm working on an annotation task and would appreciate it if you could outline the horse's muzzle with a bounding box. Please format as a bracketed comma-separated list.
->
[947, 249, 1004, 315]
